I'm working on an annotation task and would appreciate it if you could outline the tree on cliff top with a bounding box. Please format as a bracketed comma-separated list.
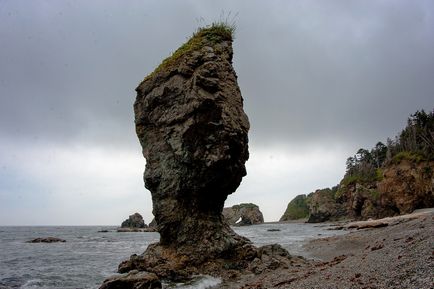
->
[343, 109, 434, 185]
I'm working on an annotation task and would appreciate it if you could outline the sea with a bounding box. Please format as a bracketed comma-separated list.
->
[0, 222, 344, 289]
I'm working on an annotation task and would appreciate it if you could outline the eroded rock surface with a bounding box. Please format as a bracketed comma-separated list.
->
[223, 203, 264, 226]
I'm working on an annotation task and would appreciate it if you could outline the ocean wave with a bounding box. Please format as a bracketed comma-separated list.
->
[20, 278, 44, 288]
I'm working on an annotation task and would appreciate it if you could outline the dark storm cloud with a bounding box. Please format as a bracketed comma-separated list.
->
[0, 0, 433, 149]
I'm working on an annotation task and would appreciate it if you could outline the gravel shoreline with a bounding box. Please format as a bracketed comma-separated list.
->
[223, 209, 434, 289]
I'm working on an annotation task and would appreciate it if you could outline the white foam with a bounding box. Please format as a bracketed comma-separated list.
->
[21, 278, 44, 288]
[169, 275, 221, 289]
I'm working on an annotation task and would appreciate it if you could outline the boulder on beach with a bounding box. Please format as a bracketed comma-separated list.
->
[121, 213, 147, 228]
[223, 203, 264, 226]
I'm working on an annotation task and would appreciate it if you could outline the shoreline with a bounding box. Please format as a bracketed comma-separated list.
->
[223, 209, 434, 288]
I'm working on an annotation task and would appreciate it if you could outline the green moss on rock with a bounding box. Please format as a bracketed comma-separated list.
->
[144, 22, 235, 81]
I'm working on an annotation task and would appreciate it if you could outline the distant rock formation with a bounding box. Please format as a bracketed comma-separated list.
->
[223, 203, 264, 225]
[280, 194, 310, 221]
[121, 213, 147, 228]
[303, 159, 434, 223]
[26, 237, 66, 243]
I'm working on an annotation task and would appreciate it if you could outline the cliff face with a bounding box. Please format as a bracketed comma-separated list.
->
[307, 188, 346, 223]
[223, 203, 264, 226]
[377, 160, 434, 215]
[304, 160, 434, 222]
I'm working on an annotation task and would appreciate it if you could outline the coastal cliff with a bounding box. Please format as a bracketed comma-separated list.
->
[283, 110, 434, 223]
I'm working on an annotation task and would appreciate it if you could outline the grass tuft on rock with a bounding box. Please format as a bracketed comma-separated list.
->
[144, 22, 235, 81]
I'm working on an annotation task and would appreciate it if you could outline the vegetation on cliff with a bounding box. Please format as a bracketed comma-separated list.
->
[144, 22, 235, 81]
[279, 194, 310, 221]
[342, 109, 434, 189]
[339, 109, 433, 219]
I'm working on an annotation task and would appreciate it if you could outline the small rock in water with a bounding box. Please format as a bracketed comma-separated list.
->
[267, 229, 281, 232]
[26, 237, 66, 243]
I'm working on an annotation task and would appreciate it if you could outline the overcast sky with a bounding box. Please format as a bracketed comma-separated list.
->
[1, 0, 433, 225]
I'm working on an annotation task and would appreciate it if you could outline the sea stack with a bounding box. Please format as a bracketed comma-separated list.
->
[104, 25, 293, 287]
[121, 24, 255, 277]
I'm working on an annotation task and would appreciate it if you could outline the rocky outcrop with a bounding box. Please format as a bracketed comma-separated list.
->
[121, 213, 146, 228]
[307, 188, 346, 223]
[223, 203, 264, 226]
[280, 194, 310, 221]
[26, 237, 66, 243]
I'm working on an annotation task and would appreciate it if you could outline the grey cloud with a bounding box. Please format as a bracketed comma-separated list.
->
[1, 0, 433, 149]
